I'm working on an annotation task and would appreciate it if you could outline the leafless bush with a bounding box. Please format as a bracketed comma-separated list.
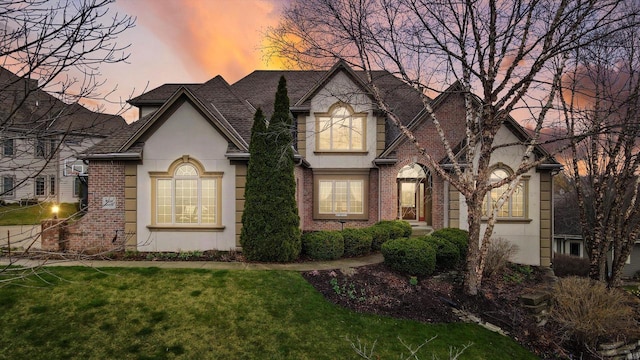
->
[348, 335, 472, 360]
[482, 238, 519, 278]
[552, 254, 590, 277]
[550, 277, 638, 347]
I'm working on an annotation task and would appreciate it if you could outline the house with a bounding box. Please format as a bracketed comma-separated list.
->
[56, 61, 559, 266]
[553, 185, 640, 278]
[0, 67, 126, 204]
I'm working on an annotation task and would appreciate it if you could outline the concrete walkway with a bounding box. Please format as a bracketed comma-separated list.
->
[0, 225, 41, 249]
[0, 253, 384, 271]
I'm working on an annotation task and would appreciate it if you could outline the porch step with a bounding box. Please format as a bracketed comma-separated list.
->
[411, 226, 433, 237]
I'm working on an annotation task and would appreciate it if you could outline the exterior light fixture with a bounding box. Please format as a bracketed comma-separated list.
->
[52, 204, 60, 219]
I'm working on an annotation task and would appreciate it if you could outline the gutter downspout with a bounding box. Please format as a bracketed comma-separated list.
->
[372, 161, 381, 222]
[443, 180, 449, 227]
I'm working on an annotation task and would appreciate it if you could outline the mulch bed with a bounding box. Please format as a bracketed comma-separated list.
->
[302, 262, 566, 359]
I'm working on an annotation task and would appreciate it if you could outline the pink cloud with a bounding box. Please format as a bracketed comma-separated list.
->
[121, 0, 289, 83]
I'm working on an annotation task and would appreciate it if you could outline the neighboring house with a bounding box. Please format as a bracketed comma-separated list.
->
[0, 67, 126, 204]
[553, 186, 640, 278]
[59, 61, 559, 266]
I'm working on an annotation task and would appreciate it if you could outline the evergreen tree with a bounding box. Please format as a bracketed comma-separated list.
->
[265, 76, 301, 261]
[240, 109, 270, 259]
[241, 77, 301, 261]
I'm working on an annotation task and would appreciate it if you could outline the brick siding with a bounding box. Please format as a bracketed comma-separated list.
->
[379, 91, 468, 230]
[299, 167, 379, 231]
[45, 161, 127, 253]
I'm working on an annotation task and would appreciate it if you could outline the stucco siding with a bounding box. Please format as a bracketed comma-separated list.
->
[458, 126, 543, 266]
[304, 71, 378, 169]
[136, 101, 237, 252]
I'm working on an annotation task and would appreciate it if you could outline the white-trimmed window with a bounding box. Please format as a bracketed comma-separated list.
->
[49, 175, 56, 196]
[2, 138, 14, 157]
[35, 176, 45, 196]
[73, 177, 82, 198]
[35, 139, 46, 157]
[313, 170, 369, 220]
[483, 166, 528, 219]
[568, 241, 582, 257]
[1, 176, 15, 197]
[35, 138, 56, 158]
[150, 157, 223, 228]
[316, 103, 366, 152]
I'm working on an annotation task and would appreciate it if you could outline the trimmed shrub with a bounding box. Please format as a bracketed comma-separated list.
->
[431, 228, 469, 258]
[550, 277, 638, 347]
[424, 235, 460, 270]
[375, 220, 412, 239]
[377, 223, 404, 240]
[301, 231, 344, 260]
[552, 253, 590, 277]
[381, 238, 437, 276]
[394, 220, 413, 237]
[342, 228, 373, 257]
[367, 225, 391, 251]
[483, 238, 519, 278]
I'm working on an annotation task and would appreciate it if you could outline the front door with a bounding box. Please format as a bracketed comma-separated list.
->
[399, 180, 418, 221]
[397, 164, 432, 225]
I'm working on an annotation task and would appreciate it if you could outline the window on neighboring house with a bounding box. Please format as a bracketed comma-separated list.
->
[1, 176, 15, 197]
[483, 166, 528, 219]
[2, 138, 14, 156]
[313, 170, 369, 220]
[569, 242, 581, 257]
[35, 138, 56, 158]
[35, 139, 46, 157]
[49, 175, 56, 195]
[316, 103, 366, 152]
[73, 177, 82, 197]
[35, 176, 45, 196]
[150, 157, 223, 227]
[49, 138, 57, 156]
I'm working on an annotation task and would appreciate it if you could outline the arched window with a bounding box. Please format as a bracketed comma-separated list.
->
[484, 166, 527, 219]
[151, 157, 222, 227]
[316, 103, 366, 151]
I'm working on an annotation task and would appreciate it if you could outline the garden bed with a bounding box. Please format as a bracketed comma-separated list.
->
[303, 263, 570, 359]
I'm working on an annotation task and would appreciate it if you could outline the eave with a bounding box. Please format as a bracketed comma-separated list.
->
[81, 152, 142, 161]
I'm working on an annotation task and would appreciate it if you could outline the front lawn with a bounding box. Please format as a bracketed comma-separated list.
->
[0, 202, 79, 225]
[0, 267, 537, 359]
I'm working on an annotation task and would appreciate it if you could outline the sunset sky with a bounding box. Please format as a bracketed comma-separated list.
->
[96, 0, 291, 121]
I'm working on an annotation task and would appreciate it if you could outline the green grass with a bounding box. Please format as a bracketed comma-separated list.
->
[0, 267, 537, 360]
[0, 202, 79, 225]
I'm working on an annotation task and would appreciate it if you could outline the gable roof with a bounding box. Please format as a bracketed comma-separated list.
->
[90, 61, 425, 159]
[292, 60, 375, 109]
[98, 61, 557, 169]
[379, 80, 561, 168]
[85, 82, 252, 159]
[0, 66, 126, 137]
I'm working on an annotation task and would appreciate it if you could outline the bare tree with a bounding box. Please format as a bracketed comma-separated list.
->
[0, 0, 134, 281]
[266, 0, 633, 294]
[559, 13, 640, 286]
